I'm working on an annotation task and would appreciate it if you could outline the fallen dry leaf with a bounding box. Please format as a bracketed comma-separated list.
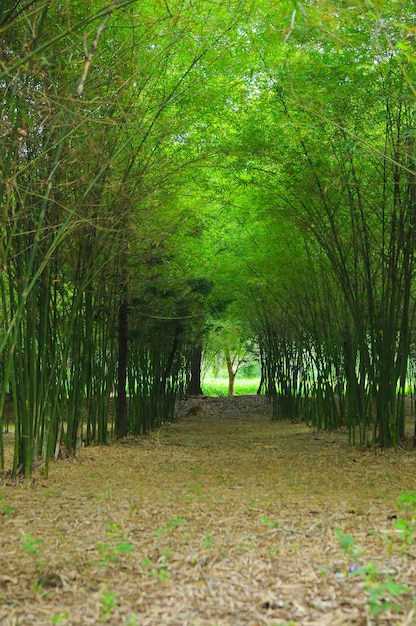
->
[0, 395, 415, 625]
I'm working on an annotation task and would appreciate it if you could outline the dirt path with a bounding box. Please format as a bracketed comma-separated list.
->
[0, 397, 415, 625]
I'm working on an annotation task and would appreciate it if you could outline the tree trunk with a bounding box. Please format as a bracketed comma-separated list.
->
[256, 370, 265, 395]
[187, 344, 203, 396]
[160, 329, 180, 392]
[226, 353, 235, 397]
[116, 297, 128, 438]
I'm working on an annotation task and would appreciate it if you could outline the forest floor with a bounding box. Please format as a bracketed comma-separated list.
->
[1, 396, 416, 626]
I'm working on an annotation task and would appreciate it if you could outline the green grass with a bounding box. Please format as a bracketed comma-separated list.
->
[202, 376, 260, 396]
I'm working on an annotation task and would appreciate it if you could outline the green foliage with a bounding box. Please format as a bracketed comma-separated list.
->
[1, 0, 252, 474]
[2, 0, 416, 476]
[141, 556, 153, 569]
[100, 589, 117, 620]
[394, 491, 416, 550]
[96, 541, 133, 565]
[50, 614, 69, 625]
[141, 554, 172, 584]
[0, 492, 14, 516]
[335, 496, 414, 618]
[95, 523, 133, 565]
[154, 517, 187, 537]
[334, 530, 362, 561]
[259, 516, 279, 529]
[151, 567, 171, 584]
[20, 534, 43, 560]
[397, 490, 416, 511]
[365, 580, 410, 616]
[202, 376, 259, 396]
[239, 361, 261, 378]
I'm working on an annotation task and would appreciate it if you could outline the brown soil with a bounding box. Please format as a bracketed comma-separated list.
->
[0, 396, 416, 626]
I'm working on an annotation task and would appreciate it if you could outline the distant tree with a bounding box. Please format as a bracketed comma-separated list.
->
[205, 317, 258, 396]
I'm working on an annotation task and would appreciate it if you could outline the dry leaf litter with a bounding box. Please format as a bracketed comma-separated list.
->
[0, 395, 415, 625]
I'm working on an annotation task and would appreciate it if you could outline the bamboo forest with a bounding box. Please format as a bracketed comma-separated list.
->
[1, 2, 416, 625]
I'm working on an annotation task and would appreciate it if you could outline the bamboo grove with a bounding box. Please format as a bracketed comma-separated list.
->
[1, 1, 416, 478]
[0, 0, 226, 477]
[247, 5, 416, 449]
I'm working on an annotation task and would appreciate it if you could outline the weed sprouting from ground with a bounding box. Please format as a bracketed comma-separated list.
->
[154, 516, 187, 536]
[100, 589, 118, 620]
[335, 492, 416, 617]
[0, 491, 14, 515]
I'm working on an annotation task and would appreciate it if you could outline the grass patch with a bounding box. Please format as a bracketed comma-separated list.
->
[202, 376, 259, 396]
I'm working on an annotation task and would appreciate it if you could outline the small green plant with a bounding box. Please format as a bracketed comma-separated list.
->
[397, 490, 416, 512]
[334, 529, 363, 562]
[203, 533, 213, 548]
[290, 541, 300, 553]
[95, 523, 133, 565]
[0, 491, 14, 515]
[190, 481, 205, 497]
[100, 589, 117, 620]
[160, 549, 174, 564]
[335, 529, 410, 616]
[268, 546, 279, 558]
[154, 516, 187, 537]
[96, 540, 133, 565]
[50, 614, 69, 625]
[105, 522, 122, 536]
[259, 515, 279, 529]
[124, 615, 139, 626]
[141, 556, 171, 584]
[365, 580, 410, 616]
[20, 533, 43, 559]
[151, 567, 171, 584]
[394, 491, 416, 550]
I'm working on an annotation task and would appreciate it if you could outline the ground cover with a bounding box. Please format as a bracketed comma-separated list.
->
[0, 396, 415, 626]
[201, 375, 260, 396]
